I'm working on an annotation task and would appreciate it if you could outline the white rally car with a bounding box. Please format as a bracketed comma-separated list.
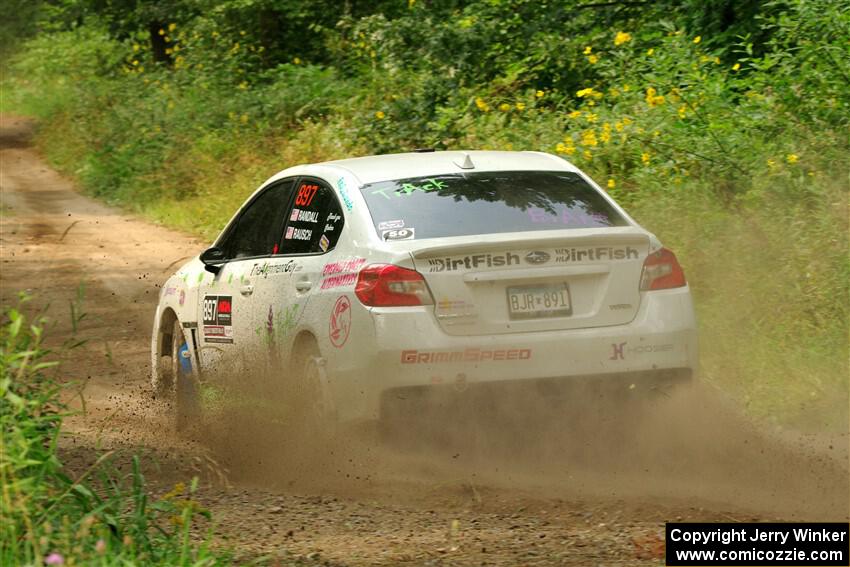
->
[152, 151, 698, 430]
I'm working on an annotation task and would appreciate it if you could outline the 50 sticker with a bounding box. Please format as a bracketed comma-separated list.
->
[295, 183, 319, 207]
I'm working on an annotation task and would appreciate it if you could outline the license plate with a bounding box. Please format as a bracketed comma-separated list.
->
[506, 283, 572, 320]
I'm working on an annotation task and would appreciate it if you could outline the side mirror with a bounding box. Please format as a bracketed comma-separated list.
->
[200, 246, 226, 274]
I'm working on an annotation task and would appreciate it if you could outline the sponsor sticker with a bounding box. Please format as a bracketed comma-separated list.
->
[401, 348, 532, 364]
[524, 250, 551, 265]
[382, 227, 415, 241]
[319, 234, 330, 252]
[329, 296, 352, 348]
[202, 295, 234, 344]
[250, 260, 301, 278]
[321, 257, 365, 289]
[554, 246, 640, 263]
[337, 178, 354, 211]
[377, 219, 405, 231]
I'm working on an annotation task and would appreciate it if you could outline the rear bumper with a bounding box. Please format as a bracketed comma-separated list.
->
[329, 287, 698, 421]
[380, 367, 692, 425]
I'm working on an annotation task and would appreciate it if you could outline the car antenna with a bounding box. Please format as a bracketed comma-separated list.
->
[454, 152, 475, 170]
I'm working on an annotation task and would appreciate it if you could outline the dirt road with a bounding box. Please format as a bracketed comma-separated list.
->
[2, 114, 847, 565]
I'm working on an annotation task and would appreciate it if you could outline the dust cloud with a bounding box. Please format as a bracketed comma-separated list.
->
[186, 363, 849, 522]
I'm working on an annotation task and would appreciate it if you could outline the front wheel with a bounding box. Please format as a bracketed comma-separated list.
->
[289, 340, 336, 441]
[171, 320, 200, 431]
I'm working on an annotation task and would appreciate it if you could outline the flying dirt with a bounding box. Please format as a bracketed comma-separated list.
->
[1, 114, 847, 566]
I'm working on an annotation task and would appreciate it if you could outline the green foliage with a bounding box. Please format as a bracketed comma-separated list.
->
[1, 0, 847, 428]
[0, 297, 229, 565]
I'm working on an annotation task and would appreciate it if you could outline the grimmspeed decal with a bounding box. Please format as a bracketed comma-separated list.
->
[554, 246, 640, 262]
[202, 295, 233, 344]
[401, 348, 532, 363]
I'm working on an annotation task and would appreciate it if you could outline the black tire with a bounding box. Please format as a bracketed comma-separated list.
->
[289, 339, 336, 441]
[172, 320, 200, 432]
[153, 321, 175, 398]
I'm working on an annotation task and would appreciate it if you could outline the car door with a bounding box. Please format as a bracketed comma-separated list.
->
[196, 179, 296, 374]
[251, 177, 346, 363]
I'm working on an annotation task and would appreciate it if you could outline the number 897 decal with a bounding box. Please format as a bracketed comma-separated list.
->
[203, 295, 234, 344]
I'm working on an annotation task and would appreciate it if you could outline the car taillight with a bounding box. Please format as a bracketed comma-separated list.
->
[355, 264, 434, 307]
[640, 248, 687, 290]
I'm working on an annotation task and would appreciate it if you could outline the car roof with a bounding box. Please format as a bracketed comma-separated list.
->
[315, 150, 578, 185]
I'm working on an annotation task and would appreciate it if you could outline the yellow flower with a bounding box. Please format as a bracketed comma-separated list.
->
[646, 48, 654, 56]
[158, 28, 165, 36]
[499, 102, 511, 112]
[475, 97, 490, 112]
[168, 23, 177, 32]
[293, 57, 302, 65]
[607, 178, 616, 189]
[621, 116, 633, 126]
[732, 63, 741, 71]
[515, 102, 526, 111]
[576, 88, 594, 98]
[614, 31, 632, 46]
[238, 81, 248, 90]
[767, 158, 777, 168]
[132, 59, 139, 66]
[132, 44, 140, 52]
[614, 121, 624, 132]
[375, 111, 385, 119]
[786, 153, 799, 164]
[678, 105, 687, 118]
[645, 87, 666, 107]
[693, 35, 701, 44]
[568, 110, 582, 119]
[587, 54, 599, 64]
[600, 129, 611, 143]
[584, 112, 598, 123]
[641, 152, 651, 164]
[622, 84, 631, 92]
[583, 46, 592, 55]
[582, 149, 593, 160]
[580, 129, 598, 147]
[536, 90, 545, 98]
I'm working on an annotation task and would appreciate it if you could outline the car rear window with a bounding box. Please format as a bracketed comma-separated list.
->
[359, 170, 628, 240]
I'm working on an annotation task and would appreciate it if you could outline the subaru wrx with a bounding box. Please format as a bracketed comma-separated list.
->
[151, 151, 698, 430]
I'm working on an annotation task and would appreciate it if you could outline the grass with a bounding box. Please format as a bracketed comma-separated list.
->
[0, 296, 240, 565]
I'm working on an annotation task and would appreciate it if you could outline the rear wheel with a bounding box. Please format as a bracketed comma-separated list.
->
[171, 320, 200, 431]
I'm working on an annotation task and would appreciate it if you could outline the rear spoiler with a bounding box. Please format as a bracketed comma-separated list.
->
[410, 228, 649, 259]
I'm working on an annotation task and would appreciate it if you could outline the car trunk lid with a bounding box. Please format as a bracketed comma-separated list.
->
[408, 227, 649, 336]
